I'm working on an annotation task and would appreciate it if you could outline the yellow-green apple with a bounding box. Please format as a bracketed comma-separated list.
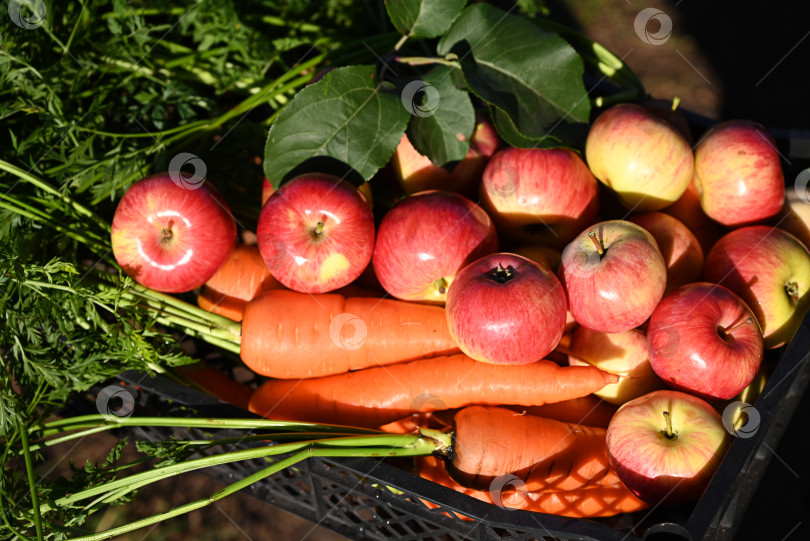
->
[445, 253, 567, 364]
[704, 226, 810, 348]
[256, 173, 375, 294]
[567, 327, 662, 405]
[391, 113, 499, 198]
[772, 187, 810, 250]
[111, 172, 236, 293]
[606, 389, 729, 505]
[693, 120, 785, 226]
[662, 177, 722, 256]
[480, 147, 599, 250]
[372, 191, 497, 304]
[558, 220, 667, 333]
[647, 282, 764, 401]
[641, 98, 693, 144]
[628, 212, 704, 295]
[585, 103, 694, 212]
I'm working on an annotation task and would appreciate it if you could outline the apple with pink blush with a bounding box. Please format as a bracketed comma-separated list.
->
[111, 172, 236, 293]
[256, 173, 375, 294]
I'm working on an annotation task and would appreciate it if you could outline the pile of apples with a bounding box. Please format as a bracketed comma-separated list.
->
[110, 100, 810, 508]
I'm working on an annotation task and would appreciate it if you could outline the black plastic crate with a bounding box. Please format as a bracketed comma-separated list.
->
[75, 113, 810, 540]
[94, 305, 810, 541]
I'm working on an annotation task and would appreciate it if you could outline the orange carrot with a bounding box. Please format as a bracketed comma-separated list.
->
[248, 355, 618, 427]
[197, 244, 279, 322]
[416, 456, 649, 519]
[175, 363, 254, 411]
[508, 395, 618, 429]
[240, 289, 461, 379]
[449, 406, 621, 492]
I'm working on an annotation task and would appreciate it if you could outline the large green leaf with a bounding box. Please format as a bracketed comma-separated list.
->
[437, 3, 590, 141]
[263, 65, 410, 189]
[404, 66, 474, 166]
[386, 0, 467, 39]
[490, 106, 587, 150]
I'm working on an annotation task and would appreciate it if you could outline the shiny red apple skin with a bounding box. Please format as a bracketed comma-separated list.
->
[446, 253, 567, 364]
[629, 212, 704, 295]
[559, 220, 667, 333]
[606, 390, 729, 505]
[480, 147, 599, 250]
[392, 113, 499, 198]
[111, 172, 236, 293]
[693, 120, 785, 227]
[256, 173, 375, 294]
[647, 282, 764, 401]
[585, 103, 694, 212]
[372, 191, 497, 304]
[704, 226, 810, 348]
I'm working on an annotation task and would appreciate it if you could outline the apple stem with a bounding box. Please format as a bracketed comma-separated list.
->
[313, 220, 325, 238]
[160, 222, 173, 241]
[662, 411, 677, 440]
[587, 232, 604, 256]
[786, 281, 800, 305]
[723, 317, 753, 335]
[671, 96, 681, 112]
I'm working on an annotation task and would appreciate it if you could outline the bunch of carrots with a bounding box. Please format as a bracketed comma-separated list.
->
[178, 231, 652, 519]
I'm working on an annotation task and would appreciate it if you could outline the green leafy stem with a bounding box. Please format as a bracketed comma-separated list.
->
[16, 415, 451, 540]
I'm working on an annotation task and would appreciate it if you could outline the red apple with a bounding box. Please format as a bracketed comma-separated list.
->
[111, 172, 236, 293]
[606, 389, 729, 505]
[773, 187, 810, 250]
[704, 225, 810, 348]
[372, 191, 498, 304]
[480, 147, 599, 249]
[391, 113, 499, 198]
[647, 282, 764, 401]
[559, 220, 667, 333]
[567, 327, 662, 405]
[662, 177, 722, 256]
[628, 212, 704, 295]
[445, 253, 567, 364]
[693, 120, 785, 227]
[256, 173, 375, 294]
[586, 103, 694, 211]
